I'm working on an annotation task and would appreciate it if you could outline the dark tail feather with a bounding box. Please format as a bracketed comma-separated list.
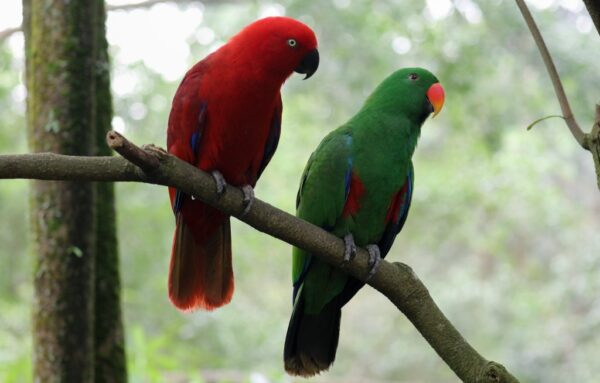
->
[168, 213, 234, 311]
[284, 295, 342, 377]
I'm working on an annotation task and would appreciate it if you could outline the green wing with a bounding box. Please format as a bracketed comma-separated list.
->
[292, 129, 353, 314]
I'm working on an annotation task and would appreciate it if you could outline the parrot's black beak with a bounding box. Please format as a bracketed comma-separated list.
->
[295, 49, 319, 80]
[425, 100, 434, 115]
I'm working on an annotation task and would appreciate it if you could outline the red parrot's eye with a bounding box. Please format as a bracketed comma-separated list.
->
[287, 39, 298, 48]
[408, 73, 419, 81]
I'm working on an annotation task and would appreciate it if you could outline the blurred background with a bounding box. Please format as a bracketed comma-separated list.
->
[1, 0, 600, 382]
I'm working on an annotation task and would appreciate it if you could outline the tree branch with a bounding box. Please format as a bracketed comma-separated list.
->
[515, 0, 587, 148]
[583, 0, 600, 37]
[0, 132, 520, 383]
[0, 0, 238, 43]
[106, 0, 235, 12]
[0, 26, 21, 42]
[588, 105, 600, 190]
[515, 0, 600, 190]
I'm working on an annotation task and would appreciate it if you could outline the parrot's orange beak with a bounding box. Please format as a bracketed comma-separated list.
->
[427, 83, 445, 118]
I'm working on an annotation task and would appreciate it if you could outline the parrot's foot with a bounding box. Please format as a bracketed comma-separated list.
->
[211, 170, 227, 196]
[240, 185, 255, 216]
[142, 143, 168, 154]
[341, 233, 357, 266]
[365, 244, 381, 281]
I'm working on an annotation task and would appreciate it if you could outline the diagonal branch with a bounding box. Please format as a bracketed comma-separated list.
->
[0, 131, 520, 383]
[515, 0, 587, 149]
[583, 0, 600, 36]
[516, 0, 600, 190]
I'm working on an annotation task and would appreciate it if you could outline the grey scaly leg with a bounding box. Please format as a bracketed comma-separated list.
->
[211, 170, 227, 196]
[240, 185, 255, 216]
[365, 244, 381, 281]
[341, 233, 357, 266]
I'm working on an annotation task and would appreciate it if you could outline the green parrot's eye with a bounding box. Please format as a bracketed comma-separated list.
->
[408, 73, 419, 81]
[287, 39, 298, 48]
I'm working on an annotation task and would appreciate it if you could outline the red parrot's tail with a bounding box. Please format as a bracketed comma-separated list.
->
[168, 208, 234, 311]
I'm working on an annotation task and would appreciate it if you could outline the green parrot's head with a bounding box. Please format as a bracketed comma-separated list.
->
[365, 67, 445, 125]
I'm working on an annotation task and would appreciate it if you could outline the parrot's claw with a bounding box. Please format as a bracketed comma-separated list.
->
[341, 233, 357, 266]
[211, 170, 227, 196]
[142, 144, 169, 156]
[141, 144, 168, 158]
[240, 185, 255, 216]
[365, 244, 381, 282]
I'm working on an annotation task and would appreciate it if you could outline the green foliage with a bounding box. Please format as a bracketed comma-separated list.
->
[1, 0, 600, 382]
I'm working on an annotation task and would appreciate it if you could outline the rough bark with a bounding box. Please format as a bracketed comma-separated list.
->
[24, 0, 98, 381]
[93, 1, 127, 382]
[0, 133, 522, 383]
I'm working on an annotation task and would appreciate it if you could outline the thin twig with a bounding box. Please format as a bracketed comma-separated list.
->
[515, 0, 588, 149]
[0, 132, 521, 383]
[0, 0, 233, 42]
[0, 26, 21, 41]
[106, 0, 218, 12]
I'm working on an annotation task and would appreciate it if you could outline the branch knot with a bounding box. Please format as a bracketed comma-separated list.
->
[478, 361, 519, 383]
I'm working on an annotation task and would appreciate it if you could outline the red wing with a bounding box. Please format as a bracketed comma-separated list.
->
[256, 94, 282, 180]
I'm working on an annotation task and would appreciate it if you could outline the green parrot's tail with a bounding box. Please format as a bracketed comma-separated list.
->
[283, 295, 341, 377]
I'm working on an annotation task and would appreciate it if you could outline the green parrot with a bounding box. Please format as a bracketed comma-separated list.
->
[283, 67, 445, 377]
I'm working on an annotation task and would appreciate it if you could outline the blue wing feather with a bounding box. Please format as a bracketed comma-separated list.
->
[173, 102, 206, 214]
[292, 133, 354, 302]
[344, 158, 352, 201]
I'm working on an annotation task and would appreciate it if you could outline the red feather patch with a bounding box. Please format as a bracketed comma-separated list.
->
[385, 182, 409, 223]
[342, 172, 366, 218]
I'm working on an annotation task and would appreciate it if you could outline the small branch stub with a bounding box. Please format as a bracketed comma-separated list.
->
[106, 130, 161, 172]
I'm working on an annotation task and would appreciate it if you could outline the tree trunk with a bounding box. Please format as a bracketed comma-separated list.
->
[93, 1, 127, 381]
[24, 0, 98, 381]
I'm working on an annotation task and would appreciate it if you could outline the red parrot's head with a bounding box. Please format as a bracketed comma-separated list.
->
[229, 17, 319, 81]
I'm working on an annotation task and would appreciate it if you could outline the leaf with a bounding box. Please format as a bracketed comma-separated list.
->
[526, 115, 565, 131]
[44, 110, 60, 133]
[68, 246, 83, 258]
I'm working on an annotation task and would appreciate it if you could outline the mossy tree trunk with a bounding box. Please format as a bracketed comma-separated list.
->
[93, 1, 127, 381]
[23, 0, 106, 381]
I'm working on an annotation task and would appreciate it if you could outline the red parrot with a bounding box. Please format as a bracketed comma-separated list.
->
[166, 17, 319, 311]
